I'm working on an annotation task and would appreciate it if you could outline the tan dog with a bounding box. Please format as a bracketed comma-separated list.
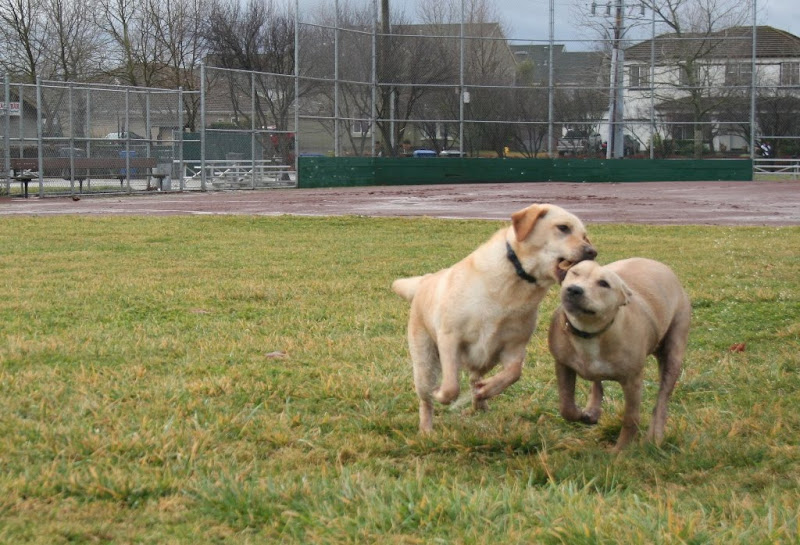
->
[393, 204, 596, 433]
[548, 258, 691, 450]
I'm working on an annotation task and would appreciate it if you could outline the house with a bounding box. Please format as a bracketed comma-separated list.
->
[622, 25, 800, 155]
[509, 44, 606, 88]
[509, 44, 608, 155]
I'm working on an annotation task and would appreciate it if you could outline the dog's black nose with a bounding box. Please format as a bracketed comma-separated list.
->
[566, 285, 584, 297]
[583, 246, 598, 261]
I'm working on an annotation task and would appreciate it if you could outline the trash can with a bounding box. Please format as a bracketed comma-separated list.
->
[119, 149, 138, 176]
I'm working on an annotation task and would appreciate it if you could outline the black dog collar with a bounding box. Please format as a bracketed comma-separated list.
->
[564, 314, 615, 339]
[506, 241, 538, 285]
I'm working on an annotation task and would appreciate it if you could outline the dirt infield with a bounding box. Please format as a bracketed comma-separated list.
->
[1, 181, 798, 225]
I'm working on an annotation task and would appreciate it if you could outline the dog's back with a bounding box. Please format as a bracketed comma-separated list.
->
[607, 258, 690, 334]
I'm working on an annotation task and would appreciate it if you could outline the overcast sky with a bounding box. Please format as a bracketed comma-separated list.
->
[497, 0, 798, 45]
[300, 0, 798, 48]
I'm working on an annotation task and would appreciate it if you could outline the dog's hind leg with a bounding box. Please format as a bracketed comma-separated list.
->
[648, 312, 689, 446]
[615, 375, 643, 451]
[409, 328, 440, 433]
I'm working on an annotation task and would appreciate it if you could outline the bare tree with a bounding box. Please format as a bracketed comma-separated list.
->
[46, 0, 104, 81]
[412, 0, 515, 156]
[0, 0, 49, 82]
[204, 0, 300, 162]
[151, 0, 210, 130]
[96, 0, 166, 87]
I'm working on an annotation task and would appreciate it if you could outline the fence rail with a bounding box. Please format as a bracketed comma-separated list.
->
[754, 158, 800, 179]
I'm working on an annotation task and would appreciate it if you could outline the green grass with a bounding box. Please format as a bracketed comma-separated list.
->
[0, 215, 798, 544]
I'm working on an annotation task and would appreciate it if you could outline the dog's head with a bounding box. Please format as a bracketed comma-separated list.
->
[560, 260, 632, 327]
[510, 203, 596, 285]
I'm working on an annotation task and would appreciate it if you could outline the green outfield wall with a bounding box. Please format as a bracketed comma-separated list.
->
[297, 157, 753, 188]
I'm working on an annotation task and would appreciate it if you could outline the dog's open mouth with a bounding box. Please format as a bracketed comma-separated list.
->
[556, 259, 574, 283]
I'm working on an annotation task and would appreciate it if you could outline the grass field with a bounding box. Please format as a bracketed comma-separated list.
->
[0, 215, 798, 544]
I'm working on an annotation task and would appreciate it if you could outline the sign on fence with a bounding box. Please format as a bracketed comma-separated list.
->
[0, 101, 21, 116]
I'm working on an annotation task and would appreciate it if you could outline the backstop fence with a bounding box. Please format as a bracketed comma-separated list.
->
[2, 0, 798, 197]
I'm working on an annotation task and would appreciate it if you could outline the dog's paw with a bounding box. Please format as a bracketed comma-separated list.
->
[580, 410, 600, 425]
[433, 386, 459, 405]
[473, 382, 490, 401]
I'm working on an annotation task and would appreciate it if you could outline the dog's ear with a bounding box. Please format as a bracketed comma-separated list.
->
[511, 204, 549, 242]
[617, 279, 633, 306]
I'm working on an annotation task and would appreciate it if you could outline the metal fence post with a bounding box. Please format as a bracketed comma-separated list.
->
[3, 75, 10, 194]
[68, 83, 75, 194]
[294, 0, 300, 179]
[178, 86, 185, 191]
[200, 63, 207, 191]
[36, 77, 44, 197]
[86, 87, 92, 161]
[459, 0, 465, 156]
[649, 1, 655, 160]
[146, 89, 152, 173]
[125, 88, 131, 193]
[251, 71, 257, 189]
[334, 0, 340, 157]
[749, 0, 757, 160]
[371, 0, 377, 157]
[548, 0, 555, 157]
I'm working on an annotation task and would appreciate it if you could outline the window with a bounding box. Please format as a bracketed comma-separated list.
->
[629, 65, 649, 88]
[780, 62, 800, 86]
[351, 120, 372, 137]
[725, 63, 752, 86]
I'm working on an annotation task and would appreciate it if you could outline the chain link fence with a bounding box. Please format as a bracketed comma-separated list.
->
[3, 2, 799, 198]
[1, 78, 196, 197]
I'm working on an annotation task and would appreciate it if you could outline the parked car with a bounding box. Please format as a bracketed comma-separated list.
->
[557, 130, 602, 156]
[439, 150, 466, 157]
[103, 131, 145, 140]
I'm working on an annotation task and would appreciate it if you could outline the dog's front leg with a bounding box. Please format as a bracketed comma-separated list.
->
[433, 336, 460, 405]
[582, 381, 604, 424]
[555, 360, 584, 422]
[614, 376, 643, 451]
[473, 350, 524, 401]
[470, 372, 489, 411]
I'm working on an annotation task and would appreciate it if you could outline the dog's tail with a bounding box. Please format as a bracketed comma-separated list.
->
[391, 275, 425, 302]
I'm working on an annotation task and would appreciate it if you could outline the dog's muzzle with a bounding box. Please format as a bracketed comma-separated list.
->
[566, 285, 584, 298]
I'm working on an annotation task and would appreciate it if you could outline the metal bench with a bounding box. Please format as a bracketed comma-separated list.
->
[10, 157, 161, 197]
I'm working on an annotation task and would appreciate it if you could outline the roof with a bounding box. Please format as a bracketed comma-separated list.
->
[626, 26, 800, 61]
[510, 44, 605, 85]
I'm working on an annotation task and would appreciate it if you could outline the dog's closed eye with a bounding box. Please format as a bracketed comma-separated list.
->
[597, 279, 610, 288]
[556, 224, 572, 234]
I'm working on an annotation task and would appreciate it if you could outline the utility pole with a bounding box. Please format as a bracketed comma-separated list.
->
[607, 0, 625, 159]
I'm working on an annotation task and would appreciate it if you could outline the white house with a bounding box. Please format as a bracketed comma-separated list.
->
[620, 26, 800, 155]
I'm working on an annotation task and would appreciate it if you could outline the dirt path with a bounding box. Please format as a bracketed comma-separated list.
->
[1, 181, 798, 225]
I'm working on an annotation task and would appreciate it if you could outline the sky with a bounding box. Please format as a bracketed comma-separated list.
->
[497, 0, 799, 46]
[299, 0, 798, 48]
